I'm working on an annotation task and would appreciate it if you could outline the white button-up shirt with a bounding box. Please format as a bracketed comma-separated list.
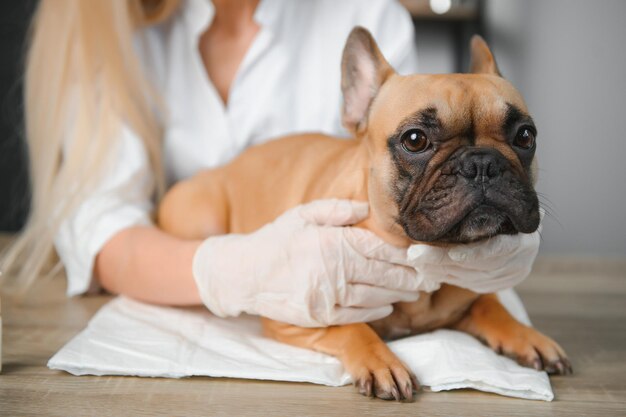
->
[55, 0, 419, 296]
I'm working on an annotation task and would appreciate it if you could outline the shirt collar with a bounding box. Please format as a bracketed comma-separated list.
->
[182, 0, 276, 39]
[253, 0, 279, 29]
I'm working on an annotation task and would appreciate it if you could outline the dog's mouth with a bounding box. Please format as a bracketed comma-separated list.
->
[436, 205, 518, 243]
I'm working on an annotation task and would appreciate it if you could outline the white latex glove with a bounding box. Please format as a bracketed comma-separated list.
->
[192, 199, 420, 327]
[407, 219, 542, 293]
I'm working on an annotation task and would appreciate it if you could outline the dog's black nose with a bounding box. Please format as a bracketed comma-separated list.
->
[458, 148, 506, 181]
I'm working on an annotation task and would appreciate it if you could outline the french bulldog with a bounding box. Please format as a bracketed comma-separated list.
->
[158, 27, 571, 401]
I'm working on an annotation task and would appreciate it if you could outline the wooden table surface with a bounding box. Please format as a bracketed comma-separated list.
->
[1, 242, 625, 416]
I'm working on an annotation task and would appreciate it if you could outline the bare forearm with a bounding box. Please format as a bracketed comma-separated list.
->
[95, 226, 202, 305]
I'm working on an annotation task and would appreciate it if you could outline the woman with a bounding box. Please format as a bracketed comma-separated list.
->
[0, 0, 423, 326]
[2, 0, 535, 328]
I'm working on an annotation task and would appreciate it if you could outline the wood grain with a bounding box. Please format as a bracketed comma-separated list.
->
[1, 233, 625, 416]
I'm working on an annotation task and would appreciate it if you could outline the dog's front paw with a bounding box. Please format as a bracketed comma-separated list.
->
[455, 294, 573, 376]
[346, 344, 419, 401]
[485, 324, 573, 375]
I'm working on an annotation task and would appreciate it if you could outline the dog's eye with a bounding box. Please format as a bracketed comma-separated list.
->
[514, 127, 536, 150]
[401, 129, 430, 153]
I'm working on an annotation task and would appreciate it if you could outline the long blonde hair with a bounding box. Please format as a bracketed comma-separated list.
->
[1, 0, 180, 295]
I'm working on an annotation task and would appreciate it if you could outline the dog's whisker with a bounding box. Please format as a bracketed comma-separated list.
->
[537, 229, 545, 243]
[537, 198, 556, 215]
[536, 193, 559, 211]
[537, 197, 559, 221]
[536, 194, 556, 207]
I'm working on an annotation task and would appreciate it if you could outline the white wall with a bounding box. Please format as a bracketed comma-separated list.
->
[486, 0, 626, 256]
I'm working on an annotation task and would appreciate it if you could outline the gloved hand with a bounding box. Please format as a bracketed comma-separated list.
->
[407, 219, 542, 293]
[192, 199, 420, 327]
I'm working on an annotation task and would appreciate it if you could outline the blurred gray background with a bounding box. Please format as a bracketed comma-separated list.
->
[414, 0, 626, 257]
[1, 0, 624, 257]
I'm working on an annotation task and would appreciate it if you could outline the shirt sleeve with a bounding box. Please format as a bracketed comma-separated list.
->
[54, 125, 155, 296]
[359, 0, 420, 75]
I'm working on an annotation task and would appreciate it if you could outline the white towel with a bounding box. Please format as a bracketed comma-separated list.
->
[48, 289, 553, 401]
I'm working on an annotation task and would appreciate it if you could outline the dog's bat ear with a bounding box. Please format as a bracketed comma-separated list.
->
[341, 26, 394, 135]
[469, 35, 501, 76]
